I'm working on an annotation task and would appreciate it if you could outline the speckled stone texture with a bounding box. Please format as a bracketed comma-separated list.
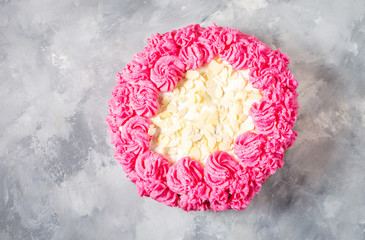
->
[1, 0, 365, 239]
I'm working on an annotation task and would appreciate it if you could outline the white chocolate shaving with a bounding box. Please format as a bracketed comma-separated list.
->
[149, 59, 262, 164]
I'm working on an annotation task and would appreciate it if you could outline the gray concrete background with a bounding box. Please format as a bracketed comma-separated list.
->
[1, 0, 365, 239]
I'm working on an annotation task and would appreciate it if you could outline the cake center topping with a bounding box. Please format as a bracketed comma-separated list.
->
[149, 58, 262, 164]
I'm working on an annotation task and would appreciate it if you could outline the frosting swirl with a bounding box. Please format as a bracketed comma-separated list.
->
[258, 152, 283, 177]
[166, 157, 204, 194]
[130, 81, 159, 117]
[147, 33, 163, 47]
[114, 145, 137, 174]
[108, 83, 134, 125]
[230, 191, 251, 211]
[178, 183, 210, 212]
[267, 50, 289, 73]
[229, 166, 251, 193]
[280, 69, 298, 91]
[179, 40, 215, 70]
[120, 116, 151, 155]
[134, 48, 160, 69]
[120, 60, 150, 84]
[234, 132, 267, 165]
[149, 180, 178, 207]
[135, 151, 170, 181]
[209, 189, 230, 212]
[156, 37, 179, 56]
[174, 24, 202, 47]
[150, 55, 185, 92]
[199, 24, 222, 51]
[247, 41, 269, 69]
[250, 101, 277, 135]
[250, 67, 279, 89]
[204, 151, 239, 190]
[215, 27, 238, 52]
[247, 166, 266, 185]
[219, 43, 249, 70]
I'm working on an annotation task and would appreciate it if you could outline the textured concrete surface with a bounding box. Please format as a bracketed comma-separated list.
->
[1, 0, 365, 239]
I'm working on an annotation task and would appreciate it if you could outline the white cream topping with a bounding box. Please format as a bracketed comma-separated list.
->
[148, 59, 262, 164]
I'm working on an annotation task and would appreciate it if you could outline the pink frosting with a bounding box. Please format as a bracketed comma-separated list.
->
[250, 101, 277, 135]
[179, 195, 207, 212]
[215, 27, 238, 52]
[265, 137, 285, 155]
[147, 33, 163, 47]
[258, 152, 284, 177]
[150, 55, 185, 92]
[130, 81, 159, 117]
[219, 43, 249, 70]
[247, 41, 269, 69]
[108, 83, 134, 125]
[234, 132, 267, 165]
[106, 113, 126, 136]
[267, 50, 289, 73]
[179, 40, 215, 70]
[209, 189, 230, 212]
[114, 145, 137, 174]
[230, 166, 250, 192]
[120, 116, 151, 155]
[280, 69, 298, 91]
[162, 29, 177, 41]
[107, 23, 299, 212]
[248, 50, 290, 90]
[133, 151, 174, 205]
[250, 67, 280, 90]
[199, 24, 223, 53]
[134, 49, 159, 69]
[281, 89, 299, 124]
[204, 151, 239, 190]
[174, 24, 202, 47]
[262, 82, 285, 104]
[135, 179, 178, 207]
[246, 166, 267, 185]
[126, 170, 139, 184]
[149, 180, 178, 207]
[166, 157, 204, 194]
[178, 182, 211, 211]
[135, 151, 170, 181]
[120, 60, 150, 84]
[230, 191, 250, 211]
[155, 38, 179, 57]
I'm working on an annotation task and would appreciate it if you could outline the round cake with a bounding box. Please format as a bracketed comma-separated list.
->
[106, 24, 298, 212]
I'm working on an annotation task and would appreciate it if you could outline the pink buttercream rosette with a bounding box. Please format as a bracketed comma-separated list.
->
[106, 24, 299, 212]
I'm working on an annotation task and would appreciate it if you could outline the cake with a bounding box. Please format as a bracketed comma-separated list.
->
[106, 24, 298, 212]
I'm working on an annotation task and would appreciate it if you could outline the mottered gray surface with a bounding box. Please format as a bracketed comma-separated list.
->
[1, 0, 365, 239]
